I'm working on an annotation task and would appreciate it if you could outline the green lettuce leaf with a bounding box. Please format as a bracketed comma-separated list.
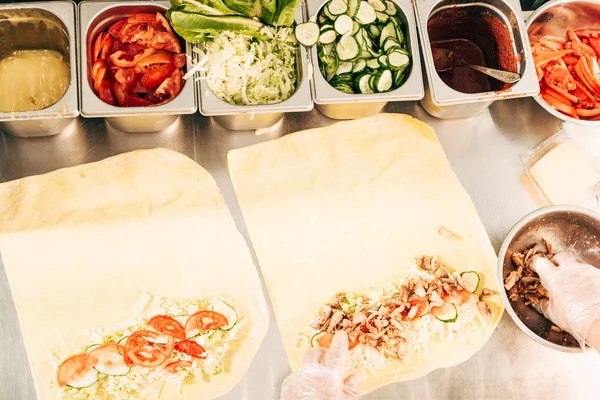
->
[168, 10, 266, 42]
[170, 0, 239, 16]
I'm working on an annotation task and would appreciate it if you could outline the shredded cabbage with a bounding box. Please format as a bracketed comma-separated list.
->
[202, 26, 298, 106]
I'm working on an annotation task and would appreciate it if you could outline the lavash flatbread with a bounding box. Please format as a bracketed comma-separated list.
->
[0, 148, 269, 399]
[227, 114, 503, 394]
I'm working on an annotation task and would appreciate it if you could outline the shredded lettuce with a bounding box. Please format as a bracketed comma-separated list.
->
[202, 26, 297, 105]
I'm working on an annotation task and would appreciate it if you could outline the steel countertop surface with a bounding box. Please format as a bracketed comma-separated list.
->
[1, 98, 600, 399]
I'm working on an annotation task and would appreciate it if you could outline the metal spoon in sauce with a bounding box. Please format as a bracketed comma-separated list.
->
[431, 47, 521, 84]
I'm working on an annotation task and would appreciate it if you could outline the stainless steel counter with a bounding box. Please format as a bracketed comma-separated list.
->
[2, 98, 600, 399]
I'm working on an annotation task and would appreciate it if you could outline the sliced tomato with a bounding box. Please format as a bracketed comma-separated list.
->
[114, 68, 137, 88]
[173, 53, 187, 69]
[156, 12, 174, 34]
[119, 22, 163, 45]
[401, 300, 429, 321]
[135, 52, 173, 74]
[150, 68, 183, 104]
[124, 330, 175, 368]
[151, 31, 181, 53]
[113, 82, 153, 107]
[108, 19, 128, 38]
[316, 332, 360, 350]
[87, 343, 129, 372]
[164, 360, 193, 374]
[148, 315, 186, 341]
[185, 310, 229, 336]
[174, 340, 207, 358]
[128, 13, 159, 24]
[141, 64, 175, 91]
[56, 353, 97, 387]
[443, 287, 472, 305]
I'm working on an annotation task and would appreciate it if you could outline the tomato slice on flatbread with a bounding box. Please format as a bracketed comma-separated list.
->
[174, 340, 207, 359]
[444, 287, 472, 305]
[56, 353, 97, 387]
[148, 315, 186, 341]
[87, 343, 130, 375]
[164, 360, 193, 374]
[185, 310, 229, 337]
[124, 330, 174, 367]
[316, 332, 360, 350]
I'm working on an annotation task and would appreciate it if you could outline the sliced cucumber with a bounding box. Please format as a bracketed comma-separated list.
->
[383, 37, 400, 52]
[393, 69, 406, 86]
[295, 22, 320, 47]
[356, 73, 374, 93]
[320, 23, 334, 32]
[319, 29, 338, 45]
[351, 20, 360, 35]
[368, 24, 380, 37]
[322, 5, 337, 21]
[374, 69, 393, 92]
[352, 58, 366, 73]
[368, 0, 386, 11]
[336, 61, 354, 75]
[328, 0, 348, 15]
[347, 0, 360, 17]
[434, 303, 458, 323]
[392, 18, 405, 45]
[318, 13, 327, 24]
[379, 21, 397, 47]
[461, 271, 481, 293]
[355, 1, 376, 24]
[67, 369, 99, 389]
[376, 11, 389, 23]
[366, 58, 380, 69]
[320, 43, 335, 56]
[387, 50, 409, 70]
[334, 82, 355, 94]
[378, 54, 388, 67]
[334, 14, 353, 35]
[384, 0, 397, 15]
[309, 14, 318, 23]
[212, 299, 239, 331]
[336, 33, 360, 61]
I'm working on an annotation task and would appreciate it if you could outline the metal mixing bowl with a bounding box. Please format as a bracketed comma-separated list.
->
[497, 205, 600, 352]
[527, 0, 600, 126]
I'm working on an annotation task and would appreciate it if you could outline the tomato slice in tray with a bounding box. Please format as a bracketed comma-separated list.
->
[124, 330, 175, 368]
[156, 12, 174, 34]
[108, 19, 128, 39]
[185, 310, 229, 336]
[151, 31, 181, 53]
[173, 53, 187, 69]
[141, 64, 176, 91]
[148, 315, 186, 341]
[174, 340, 207, 358]
[56, 353, 97, 387]
[164, 360, 193, 374]
[114, 82, 153, 107]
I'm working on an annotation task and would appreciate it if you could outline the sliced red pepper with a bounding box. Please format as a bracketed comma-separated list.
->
[534, 49, 573, 68]
[109, 47, 156, 68]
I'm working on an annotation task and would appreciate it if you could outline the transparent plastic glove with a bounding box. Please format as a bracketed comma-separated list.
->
[531, 252, 600, 350]
[280, 331, 360, 400]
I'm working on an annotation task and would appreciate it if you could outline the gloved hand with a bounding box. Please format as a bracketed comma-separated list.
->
[532, 252, 600, 350]
[280, 331, 360, 400]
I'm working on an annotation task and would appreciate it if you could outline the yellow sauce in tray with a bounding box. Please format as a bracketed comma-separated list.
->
[0, 49, 70, 112]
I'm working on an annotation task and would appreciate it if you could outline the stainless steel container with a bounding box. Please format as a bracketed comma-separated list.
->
[305, 0, 424, 120]
[197, 8, 313, 131]
[497, 205, 600, 352]
[415, 0, 539, 119]
[527, 0, 600, 126]
[78, 1, 197, 133]
[0, 1, 78, 138]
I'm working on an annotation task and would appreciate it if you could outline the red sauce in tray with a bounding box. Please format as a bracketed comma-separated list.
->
[427, 8, 517, 94]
